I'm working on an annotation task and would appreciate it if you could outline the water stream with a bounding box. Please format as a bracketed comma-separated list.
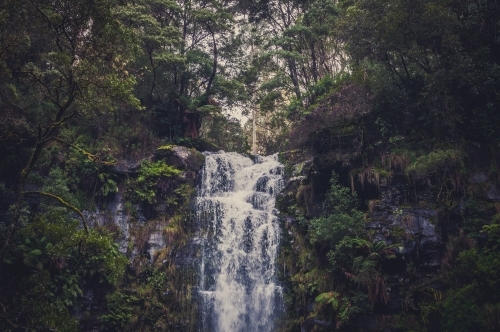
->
[196, 152, 284, 332]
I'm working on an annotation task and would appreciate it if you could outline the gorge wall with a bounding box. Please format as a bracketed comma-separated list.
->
[275, 145, 500, 331]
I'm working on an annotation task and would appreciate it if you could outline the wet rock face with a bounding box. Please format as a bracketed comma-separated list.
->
[86, 145, 205, 269]
[368, 175, 443, 278]
[277, 156, 447, 330]
[486, 185, 500, 201]
[174, 236, 202, 267]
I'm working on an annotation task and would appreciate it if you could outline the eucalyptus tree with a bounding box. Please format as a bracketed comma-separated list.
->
[117, 0, 241, 139]
[227, 0, 344, 153]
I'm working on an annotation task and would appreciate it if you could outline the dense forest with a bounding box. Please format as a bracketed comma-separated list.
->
[0, 0, 499, 330]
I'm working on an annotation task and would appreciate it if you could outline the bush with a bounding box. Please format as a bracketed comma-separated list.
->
[128, 160, 181, 204]
[441, 284, 485, 332]
[406, 149, 463, 179]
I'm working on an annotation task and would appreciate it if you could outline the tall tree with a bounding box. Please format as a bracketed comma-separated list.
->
[118, 0, 236, 139]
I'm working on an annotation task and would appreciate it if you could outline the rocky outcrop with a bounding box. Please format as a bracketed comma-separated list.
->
[79, 145, 205, 330]
[111, 158, 147, 175]
[277, 148, 500, 331]
[155, 145, 205, 174]
[276, 155, 445, 331]
[91, 145, 204, 262]
[369, 175, 442, 271]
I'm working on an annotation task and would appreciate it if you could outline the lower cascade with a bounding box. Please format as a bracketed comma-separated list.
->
[196, 152, 284, 332]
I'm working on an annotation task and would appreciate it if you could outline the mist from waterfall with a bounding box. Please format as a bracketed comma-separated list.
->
[196, 152, 284, 332]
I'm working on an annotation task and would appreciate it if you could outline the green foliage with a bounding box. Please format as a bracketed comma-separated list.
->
[441, 284, 485, 332]
[99, 172, 119, 198]
[172, 183, 195, 208]
[137, 161, 181, 182]
[1, 0, 500, 329]
[461, 198, 488, 238]
[200, 114, 250, 153]
[81, 230, 128, 285]
[482, 223, 500, 250]
[147, 269, 167, 292]
[157, 144, 175, 151]
[315, 291, 340, 310]
[40, 168, 80, 208]
[0, 208, 127, 330]
[308, 172, 364, 245]
[287, 171, 393, 326]
[101, 291, 137, 331]
[406, 149, 464, 179]
[129, 160, 181, 204]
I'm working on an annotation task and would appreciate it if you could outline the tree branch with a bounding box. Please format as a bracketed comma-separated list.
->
[24, 191, 88, 234]
[52, 137, 116, 166]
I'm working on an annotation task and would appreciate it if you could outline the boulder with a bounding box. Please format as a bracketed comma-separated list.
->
[155, 145, 205, 172]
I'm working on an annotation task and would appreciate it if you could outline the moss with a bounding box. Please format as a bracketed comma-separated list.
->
[162, 214, 186, 244]
[189, 148, 206, 169]
[368, 199, 381, 213]
[296, 184, 314, 211]
[390, 225, 406, 240]
[190, 137, 219, 152]
[157, 144, 175, 151]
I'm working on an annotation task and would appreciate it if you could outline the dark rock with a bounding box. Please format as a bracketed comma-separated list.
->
[191, 138, 219, 152]
[353, 315, 378, 331]
[301, 318, 332, 332]
[281, 150, 308, 166]
[284, 176, 305, 192]
[487, 185, 500, 201]
[173, 237, 202, 267]
[300, 159, 314, 177]
[470, 171, 488, 184]
[285, 215, 296, 228]
[112, 158, 149, 175]
[155, 145, 205, 171]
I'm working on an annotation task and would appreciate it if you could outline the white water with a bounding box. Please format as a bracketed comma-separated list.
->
[196, 152, 284, 332]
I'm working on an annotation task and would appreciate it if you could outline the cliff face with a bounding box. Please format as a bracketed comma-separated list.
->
[0, 145, 206, 331]
[89, 146, 204, 260]
[275, 145, 500, 331]
[78, 145, 205, 331]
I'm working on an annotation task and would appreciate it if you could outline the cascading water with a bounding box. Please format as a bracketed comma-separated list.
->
[196, 152, 284, 332]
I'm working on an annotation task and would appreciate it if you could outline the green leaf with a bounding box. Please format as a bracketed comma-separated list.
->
[29, 249, 43, 256]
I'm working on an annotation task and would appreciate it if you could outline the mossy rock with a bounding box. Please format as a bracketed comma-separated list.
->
[155, 145, 205, 171]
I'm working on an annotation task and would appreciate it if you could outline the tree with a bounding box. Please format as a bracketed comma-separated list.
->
[117, 0, 237, 140]
[338, 0, 500, 144]
[0, 0, 139, 265]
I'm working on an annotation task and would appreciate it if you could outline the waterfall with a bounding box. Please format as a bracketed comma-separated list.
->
[196, 152, 284, 332]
